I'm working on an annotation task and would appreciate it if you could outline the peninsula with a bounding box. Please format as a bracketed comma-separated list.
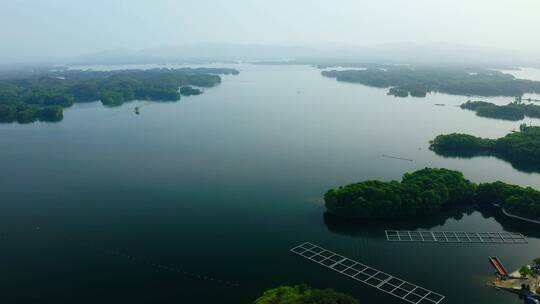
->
[430, 124, 540, 167]
[460, 100, 540, 121]
[324, 168, 476, 220]
[322, 67, 540, 98]
[325, 167, 540, 221]
[0, 67, 239, 124]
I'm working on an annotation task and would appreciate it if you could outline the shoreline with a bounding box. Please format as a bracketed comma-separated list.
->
[491, 267, 540, 297]
[497, 206, 540, 225]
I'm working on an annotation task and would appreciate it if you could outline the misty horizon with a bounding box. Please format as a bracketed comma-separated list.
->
[1, 0, 540, 65]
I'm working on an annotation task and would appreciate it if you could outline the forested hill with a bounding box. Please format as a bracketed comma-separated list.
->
[324, 167, 540, 221]
[0, 67, 239, 124]
[460, 100, 540, 121]
[430, 124, 540, 167]
[322, 67, 540, 98]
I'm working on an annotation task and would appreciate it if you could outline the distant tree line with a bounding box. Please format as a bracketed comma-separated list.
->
[0, 103, 63, 123]
[179, 86, 203, 96]
[0, 67, 239, 124]
[430, 124, 540, 165]
[322, 67, 540, 98]
[325, 167, 540, 220]
[460, 100, 540, 121]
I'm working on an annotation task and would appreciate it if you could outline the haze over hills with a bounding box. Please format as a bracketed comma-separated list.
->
[2, 43, 536, 68]
[66, 43, 539, 67]
[3, 0, 540, 68]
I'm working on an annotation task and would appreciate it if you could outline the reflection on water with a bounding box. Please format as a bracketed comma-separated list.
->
[324, 206, 540, 239]
[479, 207, 540, 239]
[323, 207, 476, 238]
[497, 67, 540, 82]
[432, 149, 540, 174]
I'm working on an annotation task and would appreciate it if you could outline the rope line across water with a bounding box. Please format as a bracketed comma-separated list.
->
[33, 225, 241, 288]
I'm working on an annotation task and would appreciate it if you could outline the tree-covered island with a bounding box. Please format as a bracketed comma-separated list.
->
[0, 67, 239, 124]
[325, 168, 476, 220]
[430, 124, 540, 167]
[324, 167, 540, 221]
[321, 67, 540, 98]
[254, 285, 358, 304]
[460, 100, 540, 121]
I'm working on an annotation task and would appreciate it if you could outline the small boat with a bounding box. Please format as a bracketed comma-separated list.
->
[134, 107, 140, 115]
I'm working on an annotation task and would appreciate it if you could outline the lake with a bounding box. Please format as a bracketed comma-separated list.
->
[1, 64, 540, 304]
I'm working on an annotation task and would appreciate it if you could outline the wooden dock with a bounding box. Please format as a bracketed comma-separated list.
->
[489, 256, 509, 278]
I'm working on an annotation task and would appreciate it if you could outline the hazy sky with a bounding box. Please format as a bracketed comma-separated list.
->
[1, 0, 540, 62]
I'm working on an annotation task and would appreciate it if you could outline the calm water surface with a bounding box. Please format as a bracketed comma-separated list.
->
[0, 64, 539, 304]
[497, 67, 540, 82]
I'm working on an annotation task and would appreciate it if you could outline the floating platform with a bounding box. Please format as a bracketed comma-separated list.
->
[291, 242, 445, 304]
[385, 230, 527, 244]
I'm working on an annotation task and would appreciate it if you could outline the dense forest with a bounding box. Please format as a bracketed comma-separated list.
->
[0, 67, 239, 123]
[179, 86, 203, 96]
[460, 100, 540, 121]
[477, 181, 540, 219]
[324, 168, 476, 220]
[324, 167, 540, 220]
[430, 125, 540, 165]
[321, 67, 540, 98]
[254, 285, 358, 304]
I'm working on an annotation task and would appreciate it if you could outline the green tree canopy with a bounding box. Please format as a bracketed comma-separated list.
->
[324, 168, 476, 220]
[325, 167, 540, 220]
[430, 125, 540, 166]
[254, 285, 358, 304]
[322, 67, 540, 98]
[0, 67, 239, 123]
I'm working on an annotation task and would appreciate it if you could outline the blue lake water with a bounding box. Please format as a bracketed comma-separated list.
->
[0, 64, 539, 303]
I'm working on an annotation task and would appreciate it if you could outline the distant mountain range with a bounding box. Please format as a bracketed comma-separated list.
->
[6, 43, 539, 68]
[71, 44, 320, 65]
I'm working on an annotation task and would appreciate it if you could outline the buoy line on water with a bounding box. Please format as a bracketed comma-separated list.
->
[33, 225, 241, 288]
[381, 154, 414, 162]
